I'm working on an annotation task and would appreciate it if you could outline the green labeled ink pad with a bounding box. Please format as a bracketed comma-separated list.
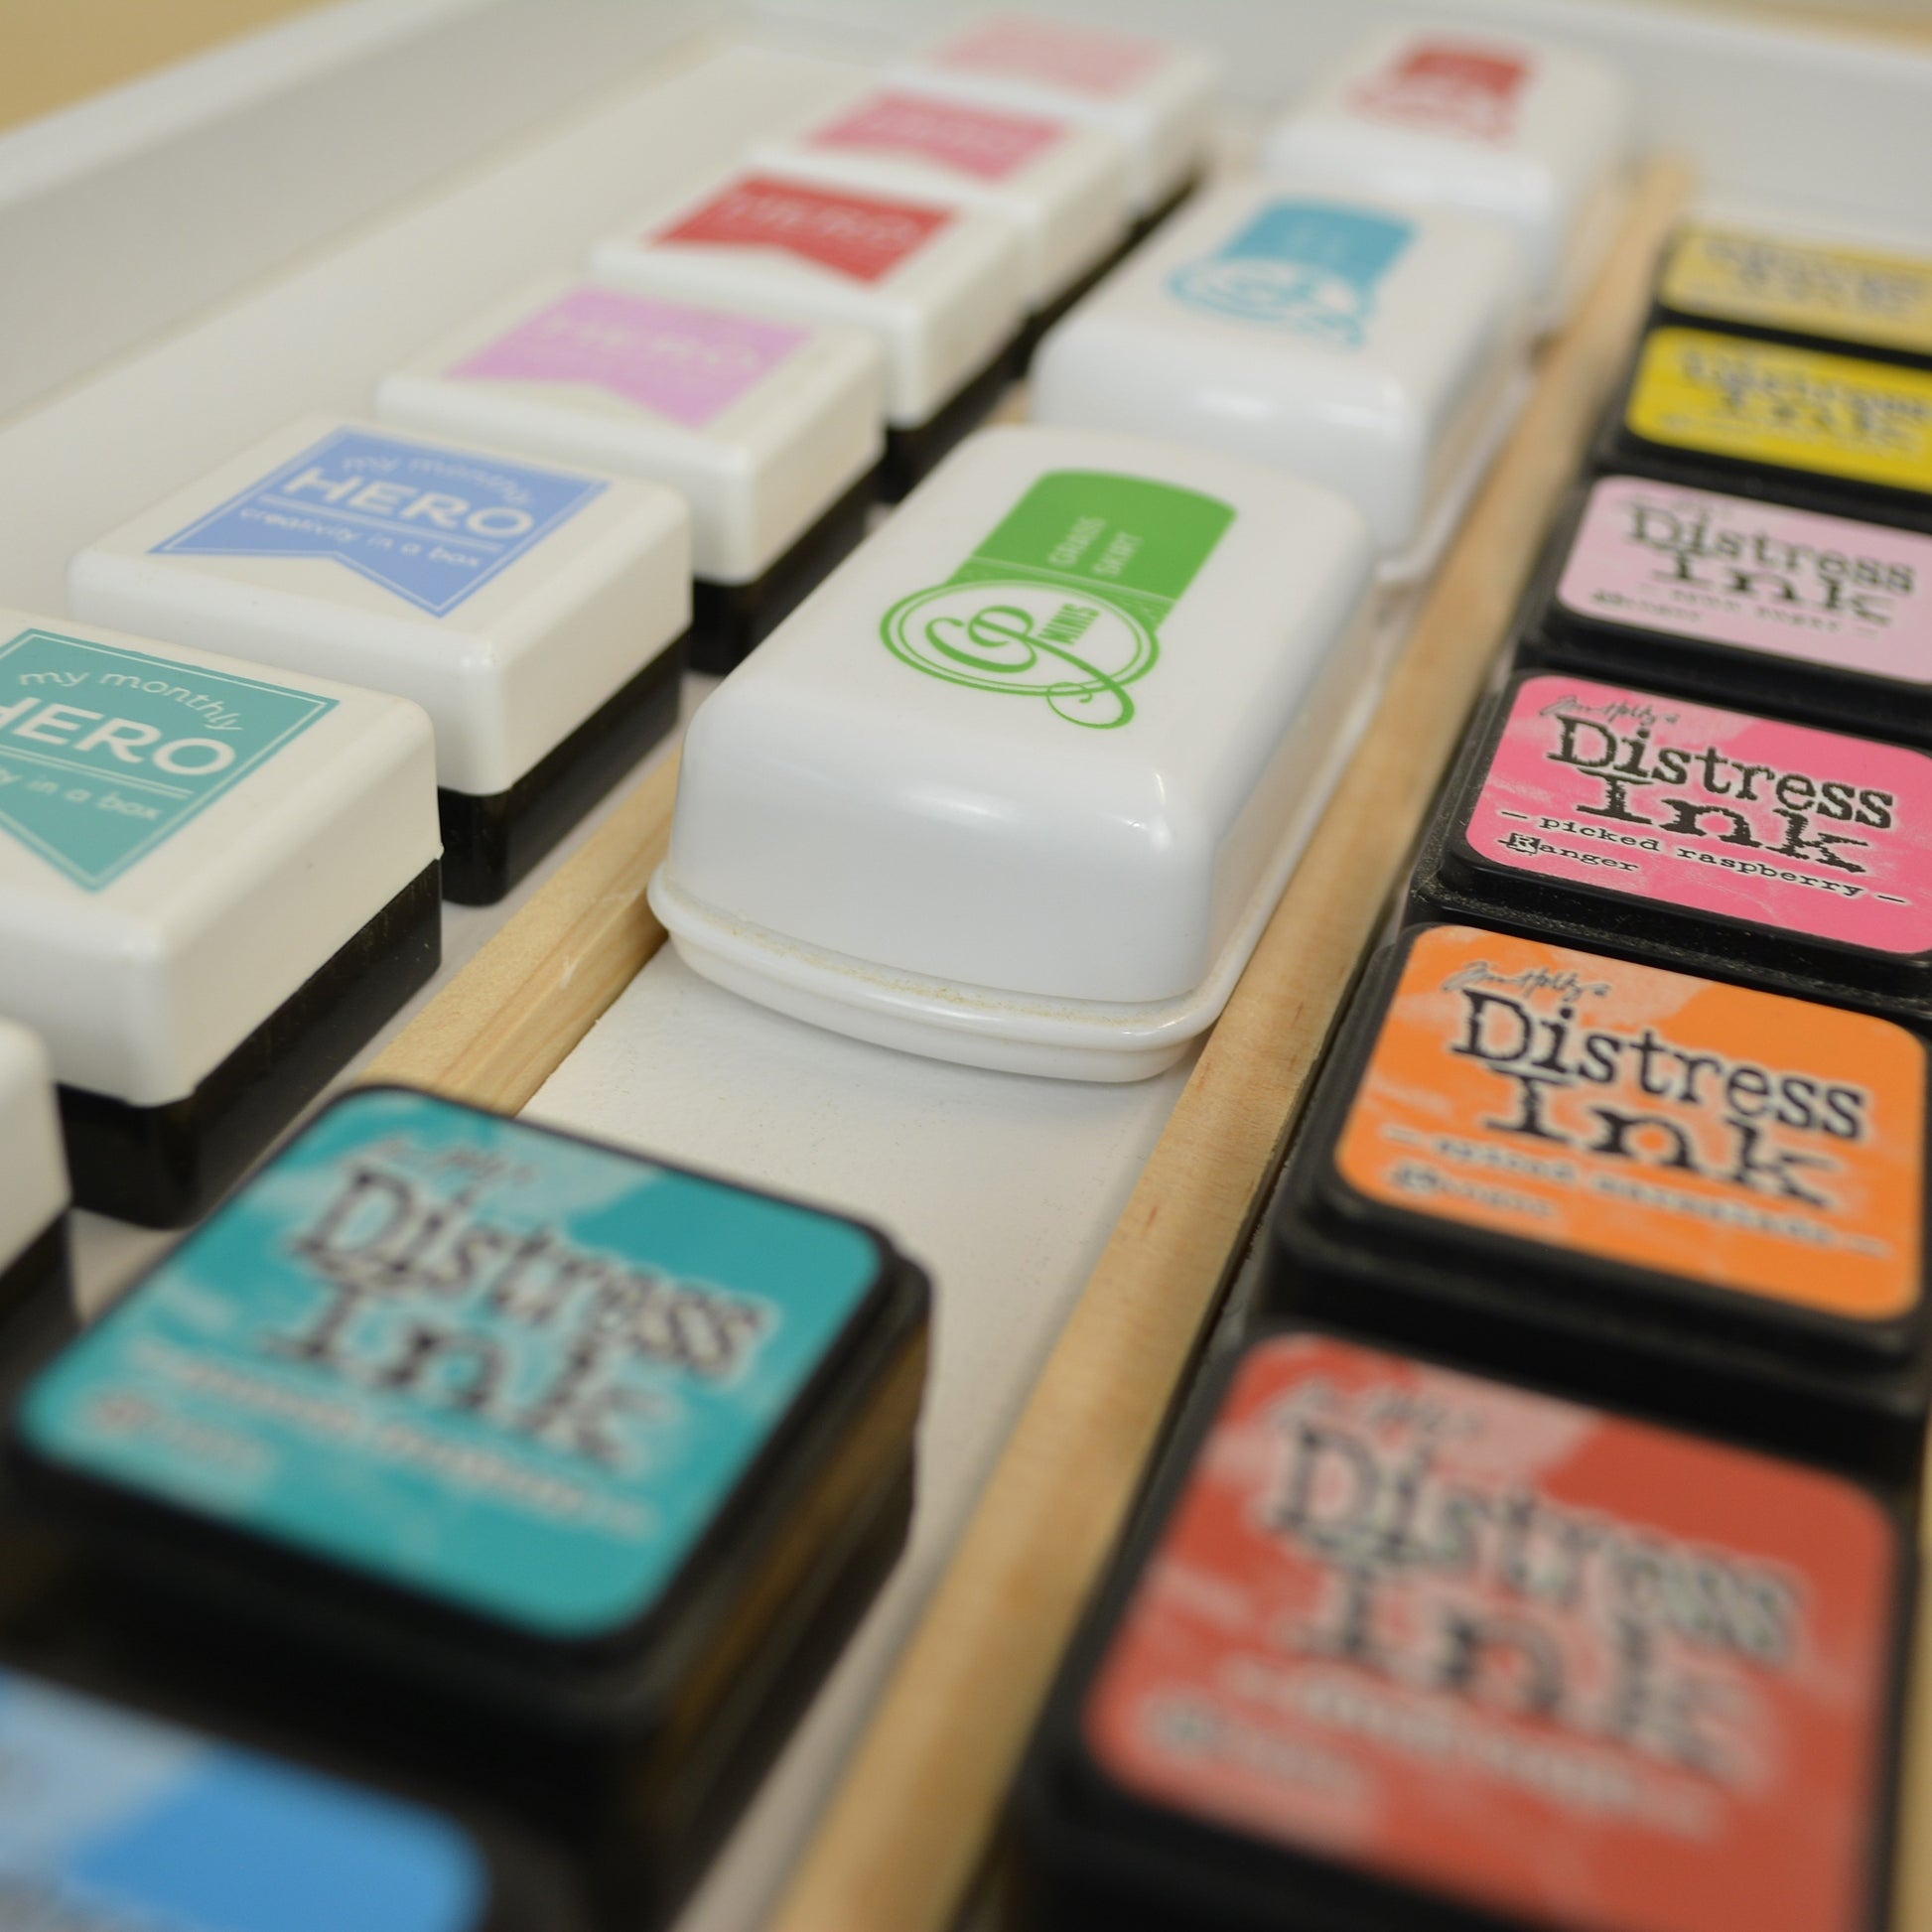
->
[6, 1086, 929, 1922]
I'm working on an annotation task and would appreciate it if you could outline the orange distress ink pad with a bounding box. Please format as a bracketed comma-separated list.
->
[1013, 1327, 1911, 1932]
[1262, 925, 1931, 1477]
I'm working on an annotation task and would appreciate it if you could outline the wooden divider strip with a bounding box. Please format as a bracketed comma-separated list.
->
[766, 158, 1696, 1932]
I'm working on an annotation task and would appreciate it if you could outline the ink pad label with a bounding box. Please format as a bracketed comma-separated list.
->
[1336, 926, 1923, 1317]
[658, 176, 954, 284]
[1625, 329, 1932, 498]
[0, 1669, 484, 1931]
[1084, 1333, 1897, 1932]
[879, 470, 1234, 729]
[1661, 226, 1932, 360]
[19, 1089, 886, 1639]
[154, 426, 606, 618]
[1347, 39, 1533, 143]
[0, 626, 335, 891]
[1559, 479, 1932, 684]
[450, 287, 810, 429]
[1167, 199, 1416, 344]
[929, 17, 1164, 97]
[1464, 674, 1932, 955]
[808, 90, 1065, 182]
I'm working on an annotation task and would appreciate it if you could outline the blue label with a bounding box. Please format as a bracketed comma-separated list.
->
[20, 1089, 887, 1639]
[154, 427, 606, 618]
[0, 627, 335, 891]
[0, 1670, 484, 1932]
[1167, 200, 1416, 345]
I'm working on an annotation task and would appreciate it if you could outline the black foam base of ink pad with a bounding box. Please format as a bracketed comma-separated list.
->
[438, 631, 687, 905]
[689, 464, 881, 675]
[880, 338, 1023, 503]
[58, 864, 441, 1227]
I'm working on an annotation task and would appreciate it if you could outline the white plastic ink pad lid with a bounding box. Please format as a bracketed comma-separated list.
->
[649, 424, 1379, 1082]
[0, 1021, 67, 1284]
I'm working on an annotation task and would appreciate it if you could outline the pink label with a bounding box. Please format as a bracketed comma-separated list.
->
[1465, 675, 1932, 953]
[809, 89, 1064, 182]
[656, 176, 952, 284]
[931, 15, 1163, 97]
[1349, 39, 1533, 143]
[451, 288, 808, 429]
[1559, 478, 1932, 686]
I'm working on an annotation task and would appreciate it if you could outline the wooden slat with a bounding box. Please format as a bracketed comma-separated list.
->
[766, 158, 1697, 1932]
[363, 752, 679, 1111]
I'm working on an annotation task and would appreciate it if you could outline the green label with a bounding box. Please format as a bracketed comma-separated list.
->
[0, 628, 336, 891]
[880, 472, 1235, 729]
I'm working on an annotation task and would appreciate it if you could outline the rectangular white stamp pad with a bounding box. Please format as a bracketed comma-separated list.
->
[69, 418, 690, 902]
[1029, 178, 1532, 581]
[377, 280, 885, 674]
[890, 13, 1220, 227]
[650, 424, 1380, 1082]
[0, 1020, 69, 1321]
[1260, 24, 1631, 331]
[589, 169, 1027, 499]
[0, 611, 439, 1224]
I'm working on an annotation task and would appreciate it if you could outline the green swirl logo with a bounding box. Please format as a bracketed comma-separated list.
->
[879, 580, 1157, 729]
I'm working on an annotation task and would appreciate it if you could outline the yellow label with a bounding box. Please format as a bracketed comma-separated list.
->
[1662, 224, 1932, 358]
[1627, 329, 1932, 497]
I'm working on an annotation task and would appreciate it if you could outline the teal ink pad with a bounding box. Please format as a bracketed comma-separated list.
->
[4, 1086, 930, 1922]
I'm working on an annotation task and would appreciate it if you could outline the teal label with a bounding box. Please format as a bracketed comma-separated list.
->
[19, 1090, 887, 1639]
[0, 627, 335, 891]
[1168, 200, 1416, 345]
[0, 1670, 483, 1931]
[879, 471, 1234, 728]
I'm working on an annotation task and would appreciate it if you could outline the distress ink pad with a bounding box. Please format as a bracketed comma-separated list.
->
[888, 14, 1219, 236]
[1410, 671, 1932, 1024]
[589, 169, 1028, 500]
[0, 1022, 69, 1324]
[1653, 221, 1932, 371]
[0, 1666, 567, 1932]
[1600, 327, 1932, 529]
[651, 424, 1378, 1081]
[1014, 1326, 1911, 1932]
[1260, 23, 1631, 331]
[377, 280, 886, 674]
[1266, 925, 1931, 1477]
[1517, 476, 1932, 748]
[0, 612, 438, 1226]
[1030, 178, 1531, 581]
[69, 418, 690, 904]
[5, 1085, 929, 1921]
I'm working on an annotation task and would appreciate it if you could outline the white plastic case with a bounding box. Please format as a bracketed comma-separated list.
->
[650, 425, 1380, 1082]
[0, 1022, 67, 1273]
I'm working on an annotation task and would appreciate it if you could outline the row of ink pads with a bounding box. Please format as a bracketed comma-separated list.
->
[1010, 221, 1932, 1930]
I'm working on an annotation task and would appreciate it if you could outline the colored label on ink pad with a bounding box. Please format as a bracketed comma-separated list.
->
[1558, 479, 1932, 683]
[1462, 674, 1932, 955]
[1661, 226, 1932, 360]
[809, 90, 1065, 182]
[1084, 1332, 1898, 1932]
[451, 289, 811, 430]
[929, 17, 1165, 98]
[1347, 38, 1533, 142]
[0, 625, 335, 891]
[154, 426, 607, 619]
[1336, 926, 1924, 1318]
[19, 1089, 888, 1639]
[657, 176, 955, 285]
[1625, 330, 1932, 498]
[0, 1669, 485, 1931]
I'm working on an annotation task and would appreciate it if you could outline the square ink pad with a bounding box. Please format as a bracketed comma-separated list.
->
[1015, 1326, 1911, 1932]
[1410, 670, 1932, 1025]
[1265, 925, 1931, 1477]
[4, 1086, 929, 1921]
[1514, 476, 1932, 750]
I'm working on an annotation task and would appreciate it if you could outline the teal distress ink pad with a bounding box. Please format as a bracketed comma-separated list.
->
[4, 1086, 929, 1920]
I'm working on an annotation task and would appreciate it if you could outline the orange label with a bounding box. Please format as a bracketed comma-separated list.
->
[1085, 1333, 1899, 1932]
[1335, 927, 1923, 1318]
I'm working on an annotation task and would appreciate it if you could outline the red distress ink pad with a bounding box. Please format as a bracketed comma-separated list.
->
[1262, 924, 1931, 1477]
[1409, 671, 1932, 1024]
[1013, 1326, 1912, 1932]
